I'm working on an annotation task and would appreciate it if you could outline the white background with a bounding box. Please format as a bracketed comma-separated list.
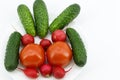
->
[0, 0, 119, 80]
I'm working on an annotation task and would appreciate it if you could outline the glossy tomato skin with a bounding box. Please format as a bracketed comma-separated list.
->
[20, 43, 45, 68]
[46, 41, 72, 67]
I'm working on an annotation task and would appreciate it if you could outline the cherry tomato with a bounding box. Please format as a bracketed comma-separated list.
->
[46, 41, 72, 67]
[40, 39, 52, 50]
[52, 30, 66, 42]
[21, 34, 34, 46]
[20, 43, 45, 68]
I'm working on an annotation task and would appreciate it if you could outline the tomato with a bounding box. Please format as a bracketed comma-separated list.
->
[46, 41, 72, 67]
[20, 43, 45, 68]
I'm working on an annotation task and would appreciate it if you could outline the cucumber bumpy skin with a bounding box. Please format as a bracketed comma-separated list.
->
[49, 4, 80, 33]
[4, 32, 21, 71]
[66, 28, 87, 67]
[33, 0, 49, 38]
[17, 4, 36, 36]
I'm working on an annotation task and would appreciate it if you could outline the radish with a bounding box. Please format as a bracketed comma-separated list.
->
[40, 39, 52, 50]
[52, 30, 66, 42]
[18, 67, 39, 79]
[39, 64, 52, 77]
[21, 34, 34, 46]
[52, 66, 72, 79]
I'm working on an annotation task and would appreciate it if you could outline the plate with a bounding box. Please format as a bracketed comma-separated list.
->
[0, 0, 86, 80]
[0, 72, 13, 80]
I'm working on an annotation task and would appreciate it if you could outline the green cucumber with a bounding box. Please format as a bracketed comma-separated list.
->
[33, 0, 49, 38]
[17, 4, 36, 36]
[49, 4, 80, 33]
[4, 32, 21, 71]
[66, 28, 87, 67]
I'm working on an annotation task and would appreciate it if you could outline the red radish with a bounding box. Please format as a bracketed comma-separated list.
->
[52, 30, 66, 42]
[40, 39, 52, 50]
[52, 66, 65, 79]
[21, 34, 34, 46]
[18, 67, 39, 79]
[52, 66, 72, 79]
[39, 64, 52, 77]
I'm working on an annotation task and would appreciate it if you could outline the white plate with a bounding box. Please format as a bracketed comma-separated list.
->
[0, 0, 118, 80]
[0, 0, 87, 80]
[0, 72, 13, 80]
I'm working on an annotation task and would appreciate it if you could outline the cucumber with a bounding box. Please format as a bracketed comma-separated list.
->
[4, 31, 21, 71]
[17, 4, 36, 36]
[66, 28, 87, 67]
[49, 4, 80, 33]
[33, 0, 49, 38]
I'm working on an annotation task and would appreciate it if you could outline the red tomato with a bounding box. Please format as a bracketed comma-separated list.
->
[20, 43, 45, 68]
[52, 30, 66, 42]
[46, 41, 72, 67]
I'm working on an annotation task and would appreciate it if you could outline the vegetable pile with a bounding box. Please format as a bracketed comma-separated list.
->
[4, 0, 87, 79]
